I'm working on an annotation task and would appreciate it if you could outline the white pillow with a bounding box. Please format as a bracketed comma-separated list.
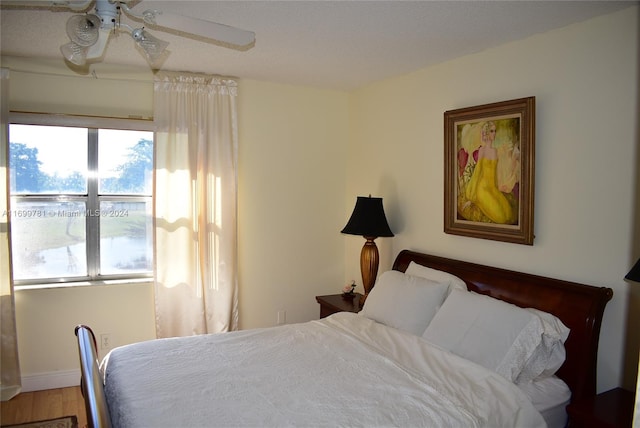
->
[516, 308, 570, 383]
[359, 270, 449, 336]
[404, 261, 467, 294]
[422, 288, 545, 382]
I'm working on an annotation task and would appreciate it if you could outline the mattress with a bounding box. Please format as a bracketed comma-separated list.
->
[102, 312, 546, 427]
[519, 376, 571, 428]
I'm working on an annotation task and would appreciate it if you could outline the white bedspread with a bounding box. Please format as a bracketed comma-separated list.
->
[102, 312, 546, 428]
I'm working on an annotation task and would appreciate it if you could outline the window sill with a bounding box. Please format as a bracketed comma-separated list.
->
[14, 277, 153, 291]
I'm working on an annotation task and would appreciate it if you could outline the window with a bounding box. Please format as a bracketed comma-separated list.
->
[7, 116, 154, 286]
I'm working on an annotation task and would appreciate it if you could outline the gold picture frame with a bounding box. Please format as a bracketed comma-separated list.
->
[444, 97, 535, 245]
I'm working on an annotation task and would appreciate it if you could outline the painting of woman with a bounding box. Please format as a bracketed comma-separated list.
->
[444, 96, 534, 245]
[457, 119, 520, 225]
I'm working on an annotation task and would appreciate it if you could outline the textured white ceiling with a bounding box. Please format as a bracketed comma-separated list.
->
[0, 1, 636, 90]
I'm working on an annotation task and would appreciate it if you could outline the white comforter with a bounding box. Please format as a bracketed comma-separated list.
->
[102, 312, 546, 428]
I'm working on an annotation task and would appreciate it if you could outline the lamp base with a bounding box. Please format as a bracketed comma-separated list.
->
[359, 237, 379, 305]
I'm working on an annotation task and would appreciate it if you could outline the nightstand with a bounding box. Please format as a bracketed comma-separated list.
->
[315, 293, 362, 318]
[566, 387, 634, 428]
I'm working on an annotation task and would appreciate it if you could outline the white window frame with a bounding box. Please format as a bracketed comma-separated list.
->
[8, 112, 155, 288]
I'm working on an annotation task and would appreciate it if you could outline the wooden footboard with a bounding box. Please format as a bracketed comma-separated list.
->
[75, 325, 113, 428]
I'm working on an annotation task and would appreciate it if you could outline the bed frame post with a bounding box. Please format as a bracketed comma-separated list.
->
[75, 324, 113, 428]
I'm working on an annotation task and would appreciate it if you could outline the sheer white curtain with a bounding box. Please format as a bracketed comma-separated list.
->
[154, 72, 238, 338]
[0, 68, 22, 401]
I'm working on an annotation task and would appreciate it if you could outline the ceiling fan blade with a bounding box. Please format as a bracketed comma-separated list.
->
[0, 0, 92, 11]
[141, 10, 255, 48]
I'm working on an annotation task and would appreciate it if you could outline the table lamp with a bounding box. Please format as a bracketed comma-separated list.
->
[341, 195, 394, 305]
[626, 258, 640, 282]
[625, 257, 640, 427]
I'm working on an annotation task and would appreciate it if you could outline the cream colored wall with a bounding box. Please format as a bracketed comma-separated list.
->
[3, 58, 348, 387]
[237, 80, 349, 329]
[4, 58, 154, 119]
[15, 283, 156, 377]
[346, 6, 639, 392]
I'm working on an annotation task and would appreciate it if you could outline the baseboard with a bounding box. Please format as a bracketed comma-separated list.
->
[21, 369, 80, 392]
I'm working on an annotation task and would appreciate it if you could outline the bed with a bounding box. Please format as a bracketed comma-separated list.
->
[75, 249, 613, 428]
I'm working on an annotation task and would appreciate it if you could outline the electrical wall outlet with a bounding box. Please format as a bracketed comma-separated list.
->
[100, 333, 111, 350]
[276, 310, 286, 325]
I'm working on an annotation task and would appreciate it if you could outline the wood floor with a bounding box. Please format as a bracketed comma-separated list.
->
[0, 386, 87, 427]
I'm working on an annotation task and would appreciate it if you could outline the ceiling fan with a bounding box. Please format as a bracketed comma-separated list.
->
[1, 0, 256, 67]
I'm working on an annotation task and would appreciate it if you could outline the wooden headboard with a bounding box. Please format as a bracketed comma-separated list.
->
[392, 250, 613, 403]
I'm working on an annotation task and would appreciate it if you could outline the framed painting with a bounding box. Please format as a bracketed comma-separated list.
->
[444, 97, 535, 245]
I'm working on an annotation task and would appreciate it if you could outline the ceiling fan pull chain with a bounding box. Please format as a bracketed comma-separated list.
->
[118, 2, 123, 29]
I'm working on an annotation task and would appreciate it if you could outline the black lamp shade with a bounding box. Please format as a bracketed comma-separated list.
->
[626, 258, 640, 282]
[341, 196, 394, 238]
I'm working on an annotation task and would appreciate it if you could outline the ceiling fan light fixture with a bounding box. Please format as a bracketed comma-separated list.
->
[60, 41, 88, 66]
[66, 13, 101, 46]
[131, 28, 169, 65]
